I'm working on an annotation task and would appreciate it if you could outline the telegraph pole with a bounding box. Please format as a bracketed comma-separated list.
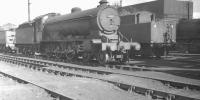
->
[120, 0, 122, 7]
[187, 0, 193, 20]
[28, 0, 31, 22]
[187, 1, 190, 19]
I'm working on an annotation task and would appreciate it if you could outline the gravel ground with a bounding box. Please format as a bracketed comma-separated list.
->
[129, 55, 200, 69]
[0, 75, 53, 100]
[103, 74, 200, 98]
[41, 65, 200, 98]
[0, 62, 151, 100]
[1, 61, 200, 99]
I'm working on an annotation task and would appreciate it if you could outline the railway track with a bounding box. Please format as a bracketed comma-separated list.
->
[8, 53, 200, 74]
[0, 53, 200, 100]
[129, 58, 200, 69]
[123, 56, 200, 80]
[164, 53, 200, 65]
[1, 53, 200, 89]
[0, 71, 73, 100]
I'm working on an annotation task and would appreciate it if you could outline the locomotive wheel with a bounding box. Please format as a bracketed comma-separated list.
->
[66, 52, 76, 61]
[82, 52, 91, 63]
[55, 53, 61, 59]
[97, 51, 110, 64]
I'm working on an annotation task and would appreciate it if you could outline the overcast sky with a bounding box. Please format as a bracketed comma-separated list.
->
[0, 0, 199, 26]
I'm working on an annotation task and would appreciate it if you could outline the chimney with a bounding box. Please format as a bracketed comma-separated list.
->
[71, 7, 82, 13]
[99, 0, 108, 5]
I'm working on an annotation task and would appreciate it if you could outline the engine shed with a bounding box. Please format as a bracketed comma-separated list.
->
[118, 0, 193, 20]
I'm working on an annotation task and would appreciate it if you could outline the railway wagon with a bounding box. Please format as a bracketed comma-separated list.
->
[119, 11, 176, 57]
[0, 29, 15, 52]
[5, 30, 15, 50]
[40, 0, 140, 64]
[176, 19, 200, 53]
[0, 30, 6, 52]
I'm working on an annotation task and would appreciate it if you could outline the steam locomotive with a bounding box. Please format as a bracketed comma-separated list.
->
[15, 0, 140, 64]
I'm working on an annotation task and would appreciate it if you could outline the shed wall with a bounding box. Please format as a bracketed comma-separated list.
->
[119, 0, 193, 20]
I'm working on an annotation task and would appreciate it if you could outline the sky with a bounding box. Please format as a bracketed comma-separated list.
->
[0, 0, 199, 26]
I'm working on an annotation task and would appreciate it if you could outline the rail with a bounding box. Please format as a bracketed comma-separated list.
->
[0, 71, 73, 100]
[0, 53, 200, 100]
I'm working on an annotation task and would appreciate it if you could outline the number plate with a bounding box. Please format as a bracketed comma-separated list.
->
[116, 55, 122, 58]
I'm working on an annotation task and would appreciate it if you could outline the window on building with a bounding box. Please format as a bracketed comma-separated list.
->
[151, 14, 154, 21]
[136, 14, 140, 24]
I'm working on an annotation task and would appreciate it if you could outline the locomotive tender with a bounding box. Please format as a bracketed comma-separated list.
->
[15, 0, 140, 64]
[15, 13, 58, 55]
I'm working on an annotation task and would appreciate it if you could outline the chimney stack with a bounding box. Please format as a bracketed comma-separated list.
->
[99, 0, 108, 5]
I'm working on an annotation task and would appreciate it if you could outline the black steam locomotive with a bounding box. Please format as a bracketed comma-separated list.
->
[15, 0, 140, 64]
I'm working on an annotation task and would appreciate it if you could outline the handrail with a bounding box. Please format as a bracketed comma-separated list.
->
[118, 31, 130, 42]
